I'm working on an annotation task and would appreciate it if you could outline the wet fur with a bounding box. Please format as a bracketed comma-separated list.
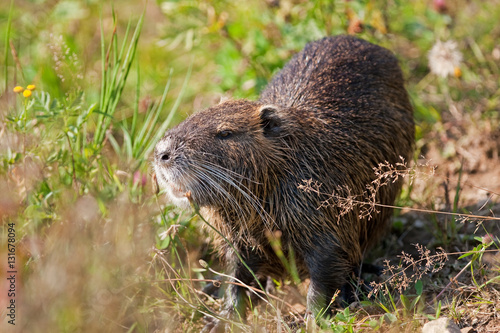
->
[154, 35, 414, 330]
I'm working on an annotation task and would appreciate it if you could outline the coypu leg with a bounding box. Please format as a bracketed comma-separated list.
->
[303, 244, 354, 318]
[344, 262, 383, 302]
[203, 252, 265, 333]
[310, 261, 383, 310]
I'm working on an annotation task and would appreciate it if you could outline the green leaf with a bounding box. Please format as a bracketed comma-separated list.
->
[410, 295, 421, 311]
[368, 319, 379, 329]
[378, 302, 391, 314]
[415, 280, 423, 295]
[383, 313, 397, 324]
[400, 294, 410, 311]
[435, 301, 441, 319]
[458, 250, 477, 260]
[158, 236, 171, 250]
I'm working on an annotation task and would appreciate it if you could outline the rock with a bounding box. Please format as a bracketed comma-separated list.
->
[422, 317, 461, 333]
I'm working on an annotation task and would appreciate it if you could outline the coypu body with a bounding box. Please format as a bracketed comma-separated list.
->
[154, 35, 414, 329]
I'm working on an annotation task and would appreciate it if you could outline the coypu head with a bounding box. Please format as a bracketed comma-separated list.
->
[154, 99, 287, 215]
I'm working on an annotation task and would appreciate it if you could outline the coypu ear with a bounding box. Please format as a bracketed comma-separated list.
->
[259, 105, 282, 137]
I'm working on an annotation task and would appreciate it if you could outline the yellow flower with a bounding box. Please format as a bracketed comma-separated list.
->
[27, 84, 36, 91]
[23, 90, 32, 98]
[13, 86, 24, 93]
[454, 67, 462, 78]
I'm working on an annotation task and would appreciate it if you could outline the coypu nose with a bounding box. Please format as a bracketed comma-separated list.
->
[155, 137, 176, 165]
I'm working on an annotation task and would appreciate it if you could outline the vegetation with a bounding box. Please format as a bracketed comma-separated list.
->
[1, 0, 499, 332]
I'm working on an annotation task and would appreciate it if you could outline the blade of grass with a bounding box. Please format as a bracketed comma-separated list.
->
[386, 286, 398, 316]
[94, 11, 144, 147]
[100, 15, 143, 145]
[103, 19, 129, 113]
[132, 99, 161, 155]
[98, 9, 107, 126]
[377, 301, 391, 314]
[163, 61, 193, 129]
[132, 70, 173, 157]
[435, 300, 441, 318]
[122, 129, 133, 161]
[107, 133, 121, 157]
[131, 56, 140, 136]
[139, 68, 173, 143]
[96, 20, 128, 143]
[143, 63, 192, 160]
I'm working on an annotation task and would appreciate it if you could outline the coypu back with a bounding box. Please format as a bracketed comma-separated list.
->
[260, 35, 413, 121]
[259, 35, 414, 251]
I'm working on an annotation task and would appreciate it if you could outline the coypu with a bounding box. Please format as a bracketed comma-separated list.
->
[154, 35, 414, 330]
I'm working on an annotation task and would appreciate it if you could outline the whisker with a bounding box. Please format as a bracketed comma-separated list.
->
[193, 155, 263, 185]
[191, 162, 275, 228]
[190, 168, 251, 235]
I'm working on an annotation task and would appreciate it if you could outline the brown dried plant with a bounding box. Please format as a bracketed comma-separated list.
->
[299, 158, 450, 297]
[298, 157, 500, 302]
[369, 244, 448, 297]
[299, 157, 436, 223]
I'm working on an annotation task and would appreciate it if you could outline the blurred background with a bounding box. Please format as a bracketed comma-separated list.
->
[1, 0, 499, 332]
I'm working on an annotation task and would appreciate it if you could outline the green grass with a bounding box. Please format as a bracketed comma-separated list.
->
[1, 0, 499, 332]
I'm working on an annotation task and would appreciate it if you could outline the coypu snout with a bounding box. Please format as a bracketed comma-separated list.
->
[154, 136, 192, 209]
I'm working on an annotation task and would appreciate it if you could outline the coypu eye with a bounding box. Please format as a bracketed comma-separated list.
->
[217, 130, 233, 139]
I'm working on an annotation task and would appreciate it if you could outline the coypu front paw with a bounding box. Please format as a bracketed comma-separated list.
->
[201, 317, 226, 333]
[202, 316, 243, 333]
[202, 307, 248, 333]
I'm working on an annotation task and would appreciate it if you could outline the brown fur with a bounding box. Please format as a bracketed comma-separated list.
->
[154, 35, 414, 330]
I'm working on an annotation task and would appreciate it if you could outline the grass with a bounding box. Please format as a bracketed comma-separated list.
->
[1, 0, 499, 332]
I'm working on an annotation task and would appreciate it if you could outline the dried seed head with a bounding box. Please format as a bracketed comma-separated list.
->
[428, 40, 463, 78]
